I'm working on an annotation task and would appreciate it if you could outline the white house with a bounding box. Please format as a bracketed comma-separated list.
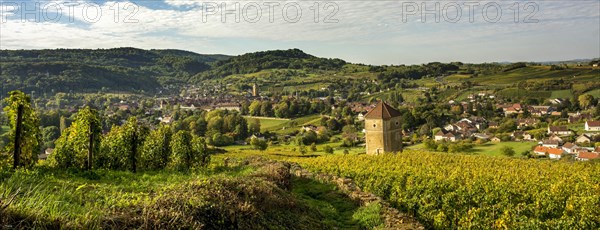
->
[548, 126, 572, 136]
[576, 152, 599, 161]
[585, 121, 600, 131]
[434, 130, 461, 142]
[576, 134, 592, 143]
[562, 142, 578, 154]
[533, 146, 548, 156]
[541, 140, 559, 148]
[547, 148, 564, 159]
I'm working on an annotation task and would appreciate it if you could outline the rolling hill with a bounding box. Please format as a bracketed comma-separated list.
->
[0, 48, 230, 94]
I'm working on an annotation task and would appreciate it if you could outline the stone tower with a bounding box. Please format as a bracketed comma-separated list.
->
[252, 83, 258, 97]
[364, 101, 403, 155]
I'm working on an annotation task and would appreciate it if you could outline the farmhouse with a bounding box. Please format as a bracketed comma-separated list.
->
[576, 152, 600, 161]
[541, 140, 560, 148]
[547, 126, 572, 136]
[548, 134, 564, 143]
[364, 101, 403, 155]
[301, 125, 318, 132]
[522, 132, 535, 141]
[562, 142, 578, 154]
[529, 106, 553, 117]
[434, 130, 461, 142]
[517, 118, 538, 128]
[575, 134, 592, 143]
[547, 148, 564, 159]
[584, 121, 600, 131]
[511, 131, 535, 141]
[214, 103, 242, 111]
[569, 113, 592, 123]
[533, 146, 548, 156]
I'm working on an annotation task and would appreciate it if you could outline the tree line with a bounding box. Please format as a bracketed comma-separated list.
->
[1, 91, 211, 171]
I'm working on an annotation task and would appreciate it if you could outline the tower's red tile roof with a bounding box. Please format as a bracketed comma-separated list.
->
[364, 101, 401, 120]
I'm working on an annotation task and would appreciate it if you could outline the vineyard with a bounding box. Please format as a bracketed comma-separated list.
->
[287, 151, 600, 229]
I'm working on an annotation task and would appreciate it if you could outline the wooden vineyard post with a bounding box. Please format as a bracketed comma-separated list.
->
[87, 122, 94, 171]
[131, 130, 137, 173]
[13, 105, 24, 169]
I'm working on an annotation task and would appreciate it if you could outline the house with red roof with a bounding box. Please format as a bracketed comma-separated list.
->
[547, 148, 565, 159]
[533, 146, 549, 156]
[562, 142, 579, 154]
[585, 120, 600, 131]
[547, 126, 572, 136]
[576, 152, 600, 161]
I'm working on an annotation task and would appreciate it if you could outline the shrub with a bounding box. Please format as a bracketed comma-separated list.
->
[250, 137, 268, 151]
[501, 146, 516, 157]
[323, 145, 334, 154]
[310, 143, 317, 152]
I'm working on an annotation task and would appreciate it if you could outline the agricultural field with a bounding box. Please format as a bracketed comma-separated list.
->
[470, 66, 600, 85]
[260, 114, 323, 134]
[550, 89, 574, 99]
[408, 141, 537, 157]
[585, 88, 600, 98]
[496, 88, 552, 100]
[285, 151, 600, 229]
[243, 116, 290, 132]
[469, 141, 537, 156]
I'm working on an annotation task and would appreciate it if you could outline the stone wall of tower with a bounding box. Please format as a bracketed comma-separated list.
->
[383, 116, 403, 153]
[365, 118, 384, 155]
[365, 116, 402, 155]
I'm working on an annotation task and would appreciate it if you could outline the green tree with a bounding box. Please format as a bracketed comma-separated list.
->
[248, 119, 261, 134]
[324, 145, 334, 154]
[342, 125, 358, 147]
[170, 130, 194, 170]
[122, 117, 147, 172]
[250, 137, 268, 150]
[140, 125, 172, 170]
[248, 100, 262, 116]
[51, 107, 101, 169]
[3, 91, 42, 168]
[578, 94, 594, 110]
[41, 126, 60, 149]
[501, 146, 516, 157]
[192, 135, 210, 167]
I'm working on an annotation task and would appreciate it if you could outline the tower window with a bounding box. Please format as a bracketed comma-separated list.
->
[395, 121, 399, 126]
[373, 124, 377, 128]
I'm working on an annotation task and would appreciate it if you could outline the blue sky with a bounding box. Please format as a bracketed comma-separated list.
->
[1, 0, 599, 64]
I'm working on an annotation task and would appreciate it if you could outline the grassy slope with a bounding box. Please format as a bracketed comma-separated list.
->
[0, 160, 375, 229]
[244, 117, 290, 132]
[470, 141, 537, 156]
[408, 141, 537, 157]
[585, 88, 600, 97]
[267, 114, 322, 134]
[471, 66, 600, 85]
[551, 89, 574, 99]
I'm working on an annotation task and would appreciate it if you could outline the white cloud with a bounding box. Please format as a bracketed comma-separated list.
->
[0, 0, 598, 64]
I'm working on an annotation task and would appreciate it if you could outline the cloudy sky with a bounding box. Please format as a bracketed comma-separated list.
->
[1, 0, 599, 64]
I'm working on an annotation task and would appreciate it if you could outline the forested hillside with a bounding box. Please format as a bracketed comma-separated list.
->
[0, 48, 229, 93]
[191, 48, 347, 82]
